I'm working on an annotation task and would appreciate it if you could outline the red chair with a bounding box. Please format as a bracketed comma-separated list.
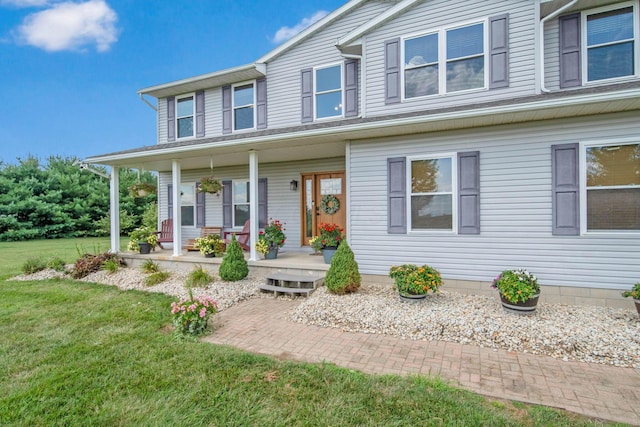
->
[223, 220, 251, 251]
[155, 219, 173, 249]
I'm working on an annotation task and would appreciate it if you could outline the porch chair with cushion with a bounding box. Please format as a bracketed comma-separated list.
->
[155, 219, 173, 249]
[184, 226, 223, 251]
[223, 220, 251, 251]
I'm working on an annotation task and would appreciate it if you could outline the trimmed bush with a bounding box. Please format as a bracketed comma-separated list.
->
[325, 241, 360, 294]
[219, 234, 248, 281]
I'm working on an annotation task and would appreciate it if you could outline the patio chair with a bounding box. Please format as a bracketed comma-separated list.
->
[223, 220, 251, 251]
[155, 218, 173, 249]
[184, 226, 223, 251]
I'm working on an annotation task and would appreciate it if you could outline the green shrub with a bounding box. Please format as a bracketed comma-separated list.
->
[22, 258, 46, 275]
[46, 257, 67, 272]
[325, 241, 361, 295]
[219, 235, 248, 281]
[145, 271, 170, 286]
[141, 202, 158, 229]
[102, 259, 120, 274]
[186, 265, 213, 288]
[141, 259, 160, 274]
[72, 252, 125, 279]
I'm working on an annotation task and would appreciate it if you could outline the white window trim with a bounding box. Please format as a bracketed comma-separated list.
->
[232, 81, 256, 132]
[180, 182, 197, 228]
[176, 93, 195, 140]
[579, 137, 640, 235]
[406, 152, 458, 234]
[313, 62, 344, 120]
[580, 1, 640, 85]
[401, 18, 488, 101]
[232, 179, 250, 228]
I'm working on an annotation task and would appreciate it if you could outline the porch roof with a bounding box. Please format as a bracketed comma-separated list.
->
[86, 81, 640, 172]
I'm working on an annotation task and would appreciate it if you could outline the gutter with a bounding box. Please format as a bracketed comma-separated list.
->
[539, 0, 579, 93]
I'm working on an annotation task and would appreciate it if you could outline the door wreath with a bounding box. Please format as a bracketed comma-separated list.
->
[321, 194, 340, 215]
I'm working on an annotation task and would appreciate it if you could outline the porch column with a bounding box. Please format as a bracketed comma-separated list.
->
[109, 167, 120, 253]
[249, 150, 259, 261]
[172, 160, 183, 256]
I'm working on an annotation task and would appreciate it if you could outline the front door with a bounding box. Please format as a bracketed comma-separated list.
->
[301, 171, 346, 245]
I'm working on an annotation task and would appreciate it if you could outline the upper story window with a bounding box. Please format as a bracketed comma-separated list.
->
[176, 95, 194, 139]
[409, 154, 456, 231]
[584, 142, 640, 231]
[315, 64, 343, 119]
[404, 22, 485, 98]
[585, 5, 637, 82]
[233, 83, 255, 131]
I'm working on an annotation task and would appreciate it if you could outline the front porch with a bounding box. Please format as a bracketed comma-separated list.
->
[120, 247, 330, 280]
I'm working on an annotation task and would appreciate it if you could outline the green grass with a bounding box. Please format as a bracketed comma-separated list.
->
[0, 238, 622, 426]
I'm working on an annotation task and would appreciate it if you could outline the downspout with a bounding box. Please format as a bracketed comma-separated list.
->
[539, 0, 580, 93]
[139, 93, 158, 111]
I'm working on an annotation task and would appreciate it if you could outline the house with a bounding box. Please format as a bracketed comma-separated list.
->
[85, 0, 640, 307]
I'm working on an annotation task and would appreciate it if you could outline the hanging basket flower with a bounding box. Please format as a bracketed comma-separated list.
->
[197, 176, 223, 195]
[128, 182, 157, 198]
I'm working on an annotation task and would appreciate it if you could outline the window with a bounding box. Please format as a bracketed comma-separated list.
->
[180, 184, 196, 226]
[409, 155, 456, 230]
[233, 180, 250, 227]
[585, 142, 640, 230]
[585, 5, 636, 82]
[176, 95, 194, 138]
[233, 83, 254, 130]
[404, 22, 485, 98]
[315, 64, 342, 119]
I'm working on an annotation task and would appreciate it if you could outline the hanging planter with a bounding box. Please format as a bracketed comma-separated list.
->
[197, 176, 223, 195]
[128, 182, 157, 198]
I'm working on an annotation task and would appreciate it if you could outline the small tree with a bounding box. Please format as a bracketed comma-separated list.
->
[219, 234, 248, 281]
[325, 241, 360, 294]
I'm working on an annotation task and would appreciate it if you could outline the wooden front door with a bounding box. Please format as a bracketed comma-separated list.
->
[301, 171, 346, 245]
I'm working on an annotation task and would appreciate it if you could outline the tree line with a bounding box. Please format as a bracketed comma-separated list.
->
[0, 156, 156, 241]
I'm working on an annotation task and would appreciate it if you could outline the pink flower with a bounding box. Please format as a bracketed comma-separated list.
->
[199, 308, 207, 318]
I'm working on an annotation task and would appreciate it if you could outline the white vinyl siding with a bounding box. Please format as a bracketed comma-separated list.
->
[365, 0, 536, 117]
[349, 111, 640, 290]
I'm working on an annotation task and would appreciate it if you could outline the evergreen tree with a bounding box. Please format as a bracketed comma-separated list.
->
[325, 241, 361, 294]
[219, 235, 249, 281]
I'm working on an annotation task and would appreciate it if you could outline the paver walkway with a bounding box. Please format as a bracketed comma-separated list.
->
[204, 298, 640, 425]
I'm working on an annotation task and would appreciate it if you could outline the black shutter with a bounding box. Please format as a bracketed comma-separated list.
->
[458, 151, 480, 234]
[552, 143, 580, 235]
[388, 157, 406, 233]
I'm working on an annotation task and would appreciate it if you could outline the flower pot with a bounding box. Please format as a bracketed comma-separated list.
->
[322, 247, 337, 264]
[138, 242, 151, 254]
[204, 252, 215, 258]
[634, 299, 640, 316]
[264, 248, 278, 260]
[500, 293, 540, 315]
[399, 293, 427, 303]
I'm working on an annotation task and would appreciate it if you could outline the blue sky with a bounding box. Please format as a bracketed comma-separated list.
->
[0, 0, 345, 164]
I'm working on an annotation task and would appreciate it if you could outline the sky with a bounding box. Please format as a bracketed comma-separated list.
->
[0, 0, 346, 164]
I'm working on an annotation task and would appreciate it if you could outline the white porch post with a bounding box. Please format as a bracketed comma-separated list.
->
[109, 167, 120, 253]
[172, 160, 183, 256]
[249, 150, 259, 261]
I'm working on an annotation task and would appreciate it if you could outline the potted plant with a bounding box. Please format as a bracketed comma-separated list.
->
[197, 176, 223, 195]
[309, 236, 323, 255]
[389, 264, 442, 302]
[492, 268, 540, 314]
[621, 282, 640, 316]
[318, 222, 343, 264]
[257, 218, 286, 259]
[128, 182, 157, 198]
[194, 234, 225, 257]
[127, 226, 158, 254]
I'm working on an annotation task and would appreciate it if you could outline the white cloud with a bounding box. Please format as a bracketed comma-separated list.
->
[15, 0, 118, 52]
[271, 10, 328, 44]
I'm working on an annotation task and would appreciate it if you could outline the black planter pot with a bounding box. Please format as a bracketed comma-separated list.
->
[499, 293, 540, 315]
[138, 242, 151, 254]
[204, 252, 215, 258]
[399, 292, 427, 303]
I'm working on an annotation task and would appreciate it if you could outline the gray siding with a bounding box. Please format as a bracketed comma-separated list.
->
[349, 112, 640, 290]
[364, 0, 537, 117]
[159, 157, 345, 249]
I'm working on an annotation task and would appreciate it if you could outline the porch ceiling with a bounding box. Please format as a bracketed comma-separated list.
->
[86, 83, 640, 172]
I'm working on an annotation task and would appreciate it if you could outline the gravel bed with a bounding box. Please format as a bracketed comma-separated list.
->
[12, 268, 640, 369]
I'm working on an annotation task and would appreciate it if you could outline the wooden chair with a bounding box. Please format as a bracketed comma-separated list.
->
[155, 219, 173, 249]
[184, 226, 223, 251]
[223, 220, 251, 251]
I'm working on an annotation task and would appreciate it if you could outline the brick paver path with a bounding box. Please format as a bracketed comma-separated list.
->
[204, 298, 640, 425]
